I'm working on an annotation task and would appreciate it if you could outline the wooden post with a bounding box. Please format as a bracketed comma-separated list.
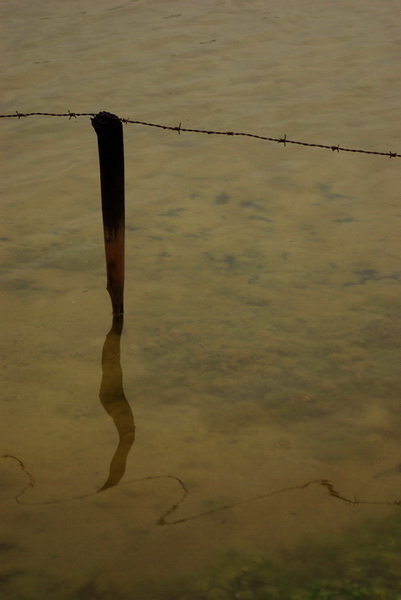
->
[92, 112, 125, 316]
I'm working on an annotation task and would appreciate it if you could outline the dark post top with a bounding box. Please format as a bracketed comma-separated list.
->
[91, 112, 125, 238]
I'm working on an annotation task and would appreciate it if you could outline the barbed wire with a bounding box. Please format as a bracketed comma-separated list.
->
[1, 110, 399, 158]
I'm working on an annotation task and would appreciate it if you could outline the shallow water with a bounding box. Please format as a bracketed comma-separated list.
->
[1, 0, 401, 598]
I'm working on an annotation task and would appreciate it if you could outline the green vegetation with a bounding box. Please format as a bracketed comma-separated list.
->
[173, 509, 401, 600]
[1, 511, 400, 599]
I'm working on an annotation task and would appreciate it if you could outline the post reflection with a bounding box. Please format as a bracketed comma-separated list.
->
[98, 314, 135, 492]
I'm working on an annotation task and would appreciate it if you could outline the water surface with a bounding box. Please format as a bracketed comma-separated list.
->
[1, 0, 401, 598]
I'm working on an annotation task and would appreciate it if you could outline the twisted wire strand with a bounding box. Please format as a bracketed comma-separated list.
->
[0, 111, 399, 158]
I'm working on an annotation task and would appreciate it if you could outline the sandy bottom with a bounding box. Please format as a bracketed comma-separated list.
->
[1, 0, 401, 598]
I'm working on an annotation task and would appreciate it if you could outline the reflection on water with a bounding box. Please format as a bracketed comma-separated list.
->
[2, 0, 401, 598]
[98, 315, 135, 492]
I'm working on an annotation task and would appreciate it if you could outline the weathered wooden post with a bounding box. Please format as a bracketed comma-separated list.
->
[92, 112, 125, 316]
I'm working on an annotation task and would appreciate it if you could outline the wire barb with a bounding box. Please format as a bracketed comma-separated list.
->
[0, 111, 399, 159]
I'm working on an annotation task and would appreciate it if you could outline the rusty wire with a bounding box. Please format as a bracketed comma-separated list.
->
[0, 110, 399, 158]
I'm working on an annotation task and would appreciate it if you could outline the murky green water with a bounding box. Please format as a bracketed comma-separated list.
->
[1, 0, 401, 598]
